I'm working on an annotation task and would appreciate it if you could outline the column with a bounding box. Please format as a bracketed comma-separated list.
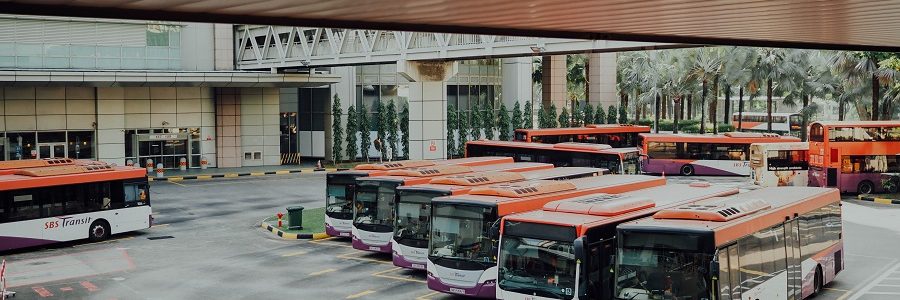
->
[588, 52, 618, 109]
[96, 87, 126, 165]
[398, 60, 458, 160]
[541, 55, 566, 109]
[215, 88, 242, 168]
[501, 57, 532, 108]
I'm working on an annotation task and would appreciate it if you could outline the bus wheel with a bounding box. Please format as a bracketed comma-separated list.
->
[680, 165, 695, 176]
[858, 180, 875, 195]
[812, 266, 823, 296]
[88, 220, 110, 242]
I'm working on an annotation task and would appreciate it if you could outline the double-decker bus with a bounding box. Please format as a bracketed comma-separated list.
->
[615, 186, 842, 300]
[352, 162, 553, 253]
[496, 183, 739, 300]
[427, 175, 665, 298]
[514, 124, 650, 147]
[808, 121, 900, 194]
[393, 167, 603, 270]
[466, 140, 642, 174]
[750, 142, 809, 187]
[641, 132, 801, 176]
[732, 112, 801, 136]
[0, 159, 151, 251]
[325, 157, 513, 237]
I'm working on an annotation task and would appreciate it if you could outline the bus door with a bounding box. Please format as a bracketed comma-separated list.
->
[826, 168, 838, 187]
[784, 219, 802, 300]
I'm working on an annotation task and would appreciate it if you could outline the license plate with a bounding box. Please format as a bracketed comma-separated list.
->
[340, 232, 350, 237]
[369, 246, 381, 251]
[449, 288, 465, 294]
[411, 264, 424, 269]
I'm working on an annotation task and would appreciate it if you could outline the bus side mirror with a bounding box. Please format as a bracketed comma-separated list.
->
[709, 261, 720, 278]
[489, 219, 502, 240]
[573, 237, 585, 260]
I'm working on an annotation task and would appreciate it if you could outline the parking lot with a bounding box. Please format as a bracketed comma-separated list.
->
[3, 173, 900, 299]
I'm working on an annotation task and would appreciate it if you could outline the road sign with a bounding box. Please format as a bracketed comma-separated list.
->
[429, 142, 437, 152]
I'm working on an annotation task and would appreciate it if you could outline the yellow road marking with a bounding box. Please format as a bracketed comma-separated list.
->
[325, 168, 338, 172]
[196, 175, 213, 180]
[152, 223, 170, 229]
[346, 290, 375, 299]
[825, 287, 850, 292]
[168, 177, 183, 181]
[167, 180, 187, 187]
[337, 252, 392, 264]
[282, 251, 308, 257]
[875, 198, 893, 205]
[834, 288, 854, 300]
[225, 173, 239, 178]
[310, 240, 354, 248]
[275, 170, 290, 175]
[250, 172, 265, 176]
[371, 267, 427, 283]
[309, 268, 337, 276]
[416, 291, 441, 300]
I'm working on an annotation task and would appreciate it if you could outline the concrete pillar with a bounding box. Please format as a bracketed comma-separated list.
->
[502, 57, 532, 107]
[398, 60, 458, 160]
[588, 52, 618, 109]
[541, 55, 567, 109]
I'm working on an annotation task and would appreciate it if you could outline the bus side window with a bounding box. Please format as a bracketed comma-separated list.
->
[124, 183, 149, 206]
[38, 187, 66, 217]
[0, 192, 6, 223]
[717, 247, 732, 300]
[9, 191, 39, 221]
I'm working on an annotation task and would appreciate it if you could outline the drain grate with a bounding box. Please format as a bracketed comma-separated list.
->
[147, 235, 175, 240]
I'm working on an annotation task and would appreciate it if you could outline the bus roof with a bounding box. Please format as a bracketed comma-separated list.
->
[0, 158, 76, 170]
[467, 140, 639, 155]
[433, 175, 665, 215]
[733, 112, 799, 117]
[0, 160, 146, 191]
[621, 186, 839, 246]
[358, 162, 552, 185]
[811, 120, 900, 127]
[353, 156, 513, 170]
[399, 167, 604, 194]
[514, 124, 650, 135]
[639, 132, 800, 144]
[750, 141, 809, 150]
[504, 183, 739, 236]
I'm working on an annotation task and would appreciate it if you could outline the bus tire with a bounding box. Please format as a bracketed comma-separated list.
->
[680, 165, 695, 176]
[858, 180, 875, 195]
[88, 220, 110, 242]
[812, 265, 823, 296]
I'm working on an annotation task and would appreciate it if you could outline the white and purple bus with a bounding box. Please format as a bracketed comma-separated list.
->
[640, 132, 800, 176]
[0, 159, 151, 251]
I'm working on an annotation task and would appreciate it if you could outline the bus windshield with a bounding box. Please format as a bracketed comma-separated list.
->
[499, 236, 577, 299]
[326, 184, 352, 219]
[430, 204, 495, 268]
[394, 190, 442, 248]
[353, 182, 396, 231]
[514, 131, 528, 142]
[615, 233, 711, 300]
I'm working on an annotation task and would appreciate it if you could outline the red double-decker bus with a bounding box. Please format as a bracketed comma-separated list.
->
[808, 121, 900, 194]
[514, 124, 650, 148]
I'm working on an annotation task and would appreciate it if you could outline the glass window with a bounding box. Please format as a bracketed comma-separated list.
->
[809, 124, 824, 142]
[647, 142, 677, 159]
[739, 233, 763, 291]
[768, 150, 808, 171]
[7, 132, 36, 160]
[9, 191, 39, 221]
[447, 85, 458, 108]
[718, 248, 732, 300]
[67, 131, 95, 159]
[458, 85, 470, 111]
[147, 25, 173, 46]
[841, 155, 900, 173]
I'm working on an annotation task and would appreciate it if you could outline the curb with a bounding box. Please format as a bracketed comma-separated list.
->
[148, 167, 339, 182]
[260, 219, 329, 240]
[857, 194, 900, 205]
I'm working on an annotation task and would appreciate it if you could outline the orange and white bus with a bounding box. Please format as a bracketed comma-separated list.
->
[427, 175, 665, 298]
[514, 124, 650, 148]
[326, 157, 513, 237]
[0, 159, 151, 251]
[497, 183, 738, 300]
[641, 132, 801, 176]
[466, 140, 641, 174]
[393, 167, 603, 270]
[352, 162, 552, 253]
[615, 187, 842, 300]
[732, 112, 802, 136]
[750, 142, 809, 187]
[808, 121, 900, 194]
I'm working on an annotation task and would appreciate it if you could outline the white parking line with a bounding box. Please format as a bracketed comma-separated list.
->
[848, 260, 900, 300]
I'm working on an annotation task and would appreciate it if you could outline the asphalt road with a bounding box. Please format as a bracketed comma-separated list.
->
[2, 173, 899, 300]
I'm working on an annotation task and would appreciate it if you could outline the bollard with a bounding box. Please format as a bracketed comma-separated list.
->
[179, 157, 187, 172]
[146, 158, 154, 174]
[200, 156, 208, 170]
[276, 212, 284, 228]
[155, 163, 165, 178]
[125, 159, 133, 167]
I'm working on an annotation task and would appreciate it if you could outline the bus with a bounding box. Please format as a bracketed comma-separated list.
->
[427, 175, 666, 298]
[352, 162, 553, 253]
[615, 186, 842, 300]
[808, 121, 900, 194]
[750, 142, 809, 187]
[514, 124, 650, 147]
[325, 157, 513, 237]
[641, 132, 801, 176]
[732, 112, 801, 136]
[393, 167, 603, 270]
[0, 159, 151, 251]
[466, 140, 642, 174]
[497, 183, 739, 300]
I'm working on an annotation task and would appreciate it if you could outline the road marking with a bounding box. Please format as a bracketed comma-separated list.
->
[346, 290, 376, 299]
[337, 252, 392, 264]
[847, 260, 900, 300]
[196, 175, 213, 180]
[371, 267, 427, 283]
[152, 224, 170, 229]
[281, 251, 308, 257]
[80, 281, 100, 292]
[308, 268, 337, 276]
[876, 284, 900, 288]
[310, 240, 354, 249]
[826, 287, 851, 292]
[416, 291, 441, 300]
[60, 286, 74, 292]
[167, 180, 187, 187]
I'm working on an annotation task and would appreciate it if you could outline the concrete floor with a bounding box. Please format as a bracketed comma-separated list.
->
[2, 173, 899, 299]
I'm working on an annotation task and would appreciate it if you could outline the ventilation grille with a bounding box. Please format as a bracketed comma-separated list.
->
[469, 180, 576, 198]
[430, 172, 525, 186]
[354, 160, 435, 170]
[653, 198, 771, 222]
[544, 194, 656, 216]
[386, 165, 472, 177]
[0, 158, 75, 170]
[15, 164, 114, 177]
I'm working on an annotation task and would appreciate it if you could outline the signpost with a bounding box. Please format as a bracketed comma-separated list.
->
[1, 259, 14, 299]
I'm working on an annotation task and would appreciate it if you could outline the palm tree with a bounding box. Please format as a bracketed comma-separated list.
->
[719, 47, 757, 130]
[688, 48, 723, 134]
[830, 51, 897, 120]
[567, 54, 588, 107]
[752, 48, 802, 132]
[784, 50, 829, 140]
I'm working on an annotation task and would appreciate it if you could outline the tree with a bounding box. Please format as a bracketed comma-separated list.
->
[571, 101, 583, 126]
[331, 94, 344, 163]
[376, 101, 391, 160]
[483, 105, 495, 140]
[583, 102, 594, 125]
[830, 51, 898, 120]
[558, 107, 570, 128]
[470, 107, 482, 140]
[358, 103, 370, 161]
[719, 47, 757, 129]
[689, 48, 724, 134]
[595, 105, 605, 124]
[619, 105, 628, 124]
[399, 103, 409, 159]
[457, 111, 469, 156]
[498, 103, 511, 141]
[523, 100, 534, 129]
[447, 105, 457, 158]
[753, 48, 802, 132]
[537, 103, 548, 128]
[607, 105, 618, 124]
[345, 105, 358, 161]
[385, 100, 398, 160]
[547, 104, 558, 128]
[511, 102, 523, 131]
